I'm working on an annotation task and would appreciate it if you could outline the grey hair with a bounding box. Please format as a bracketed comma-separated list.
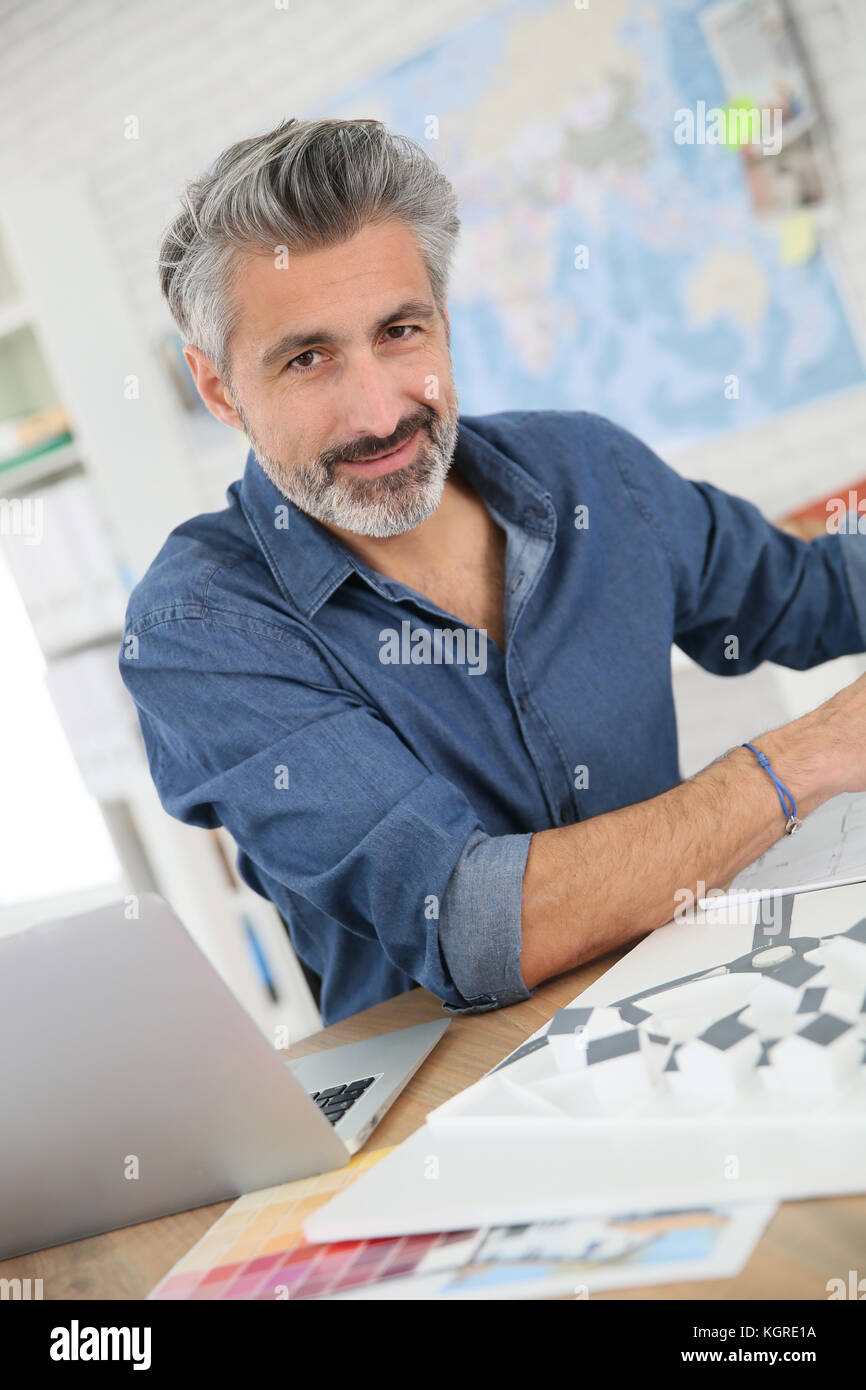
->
[158, 117, 461, 376]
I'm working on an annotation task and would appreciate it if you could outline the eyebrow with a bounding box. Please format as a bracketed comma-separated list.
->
[257, 297, 438, 372]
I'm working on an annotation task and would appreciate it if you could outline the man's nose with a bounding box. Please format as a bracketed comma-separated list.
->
[338, 357, 409, 444]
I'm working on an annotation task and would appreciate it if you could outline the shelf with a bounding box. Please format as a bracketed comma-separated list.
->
[0, 437, 82, 491]
[0, 324, 64, 426]
[44, 627, 125, 662]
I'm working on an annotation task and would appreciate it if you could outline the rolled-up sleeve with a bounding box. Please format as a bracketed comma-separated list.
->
[119, 608, 527, 1013]
[437, 826, 535, 1014]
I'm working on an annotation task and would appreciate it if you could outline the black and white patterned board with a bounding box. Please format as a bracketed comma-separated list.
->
[696, 1013, 755, 1052]
[584, 1030, 641, 1066]
[488, 1034, 550, 1075]
[751, 891, 795, 950]
[610, 931, 838, 1012]
[487, 918, 866, 1076]
[546, 1007, 594, 1035]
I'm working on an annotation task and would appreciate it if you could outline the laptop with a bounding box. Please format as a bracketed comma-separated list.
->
[0, 893, 449, 1260]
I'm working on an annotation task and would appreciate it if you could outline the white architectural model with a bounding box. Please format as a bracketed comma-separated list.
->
[303, 895, 866, 1238]
[430, 916, 866, 1124]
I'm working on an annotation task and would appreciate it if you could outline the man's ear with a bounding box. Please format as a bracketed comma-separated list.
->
[184, 345, 245, 430]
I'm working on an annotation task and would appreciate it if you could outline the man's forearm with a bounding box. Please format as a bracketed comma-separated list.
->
[518, 716, 836, 991]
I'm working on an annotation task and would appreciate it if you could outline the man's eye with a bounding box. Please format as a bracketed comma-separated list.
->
[286, 350, 322, 373]
[286, 326, 419, 373]
[384, 325, 419, 342]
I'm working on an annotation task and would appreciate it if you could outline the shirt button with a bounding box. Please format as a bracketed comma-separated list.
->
[517, 695, 528, 713]
[559, 801, 571, 824]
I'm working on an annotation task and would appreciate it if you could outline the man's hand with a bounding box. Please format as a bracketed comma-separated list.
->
[768, 671, 866, 802]
[518, 669, 866, 992]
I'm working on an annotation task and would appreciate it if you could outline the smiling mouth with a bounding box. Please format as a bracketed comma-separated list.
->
[339, 428, 422, 475]
[354, 430, 419, 463]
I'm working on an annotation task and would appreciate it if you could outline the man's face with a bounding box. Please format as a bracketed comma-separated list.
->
[201, 219, 459, 538]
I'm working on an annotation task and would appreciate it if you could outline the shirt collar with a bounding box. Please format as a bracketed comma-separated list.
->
[237, 414, 555, 620]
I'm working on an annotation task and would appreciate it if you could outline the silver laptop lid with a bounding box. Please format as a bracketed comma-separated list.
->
[0, 893, 348, 1260]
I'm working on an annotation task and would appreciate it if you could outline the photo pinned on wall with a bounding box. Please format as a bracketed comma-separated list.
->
[701, 0, 833, 220]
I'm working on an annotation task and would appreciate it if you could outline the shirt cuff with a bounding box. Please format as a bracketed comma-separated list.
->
[436, 827, 535, 1015]
[838, 528, 866, 644]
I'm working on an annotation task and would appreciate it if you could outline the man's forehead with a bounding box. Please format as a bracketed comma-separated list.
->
[229, 220, 433, 358]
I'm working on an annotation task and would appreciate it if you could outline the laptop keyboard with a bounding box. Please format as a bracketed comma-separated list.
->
[309, 1076, 376, 1125]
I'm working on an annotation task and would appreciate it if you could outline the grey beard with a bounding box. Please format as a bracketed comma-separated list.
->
[237, 402, 459, 539]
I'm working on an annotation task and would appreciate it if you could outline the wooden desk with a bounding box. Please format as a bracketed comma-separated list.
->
[3, 948, 863, 1300]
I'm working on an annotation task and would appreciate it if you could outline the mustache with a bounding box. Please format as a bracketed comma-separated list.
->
[319, 407, 438, 468]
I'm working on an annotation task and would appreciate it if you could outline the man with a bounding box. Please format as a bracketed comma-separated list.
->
[120, 117, 866, 1025]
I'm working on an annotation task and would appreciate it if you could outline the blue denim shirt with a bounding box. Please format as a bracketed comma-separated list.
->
[118, 410, 866, 1024]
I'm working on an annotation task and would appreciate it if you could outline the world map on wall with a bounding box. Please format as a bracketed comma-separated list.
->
[318, 0, 866, 450]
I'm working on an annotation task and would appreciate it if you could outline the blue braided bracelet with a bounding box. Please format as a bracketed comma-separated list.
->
[742, 742, 802, 835]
